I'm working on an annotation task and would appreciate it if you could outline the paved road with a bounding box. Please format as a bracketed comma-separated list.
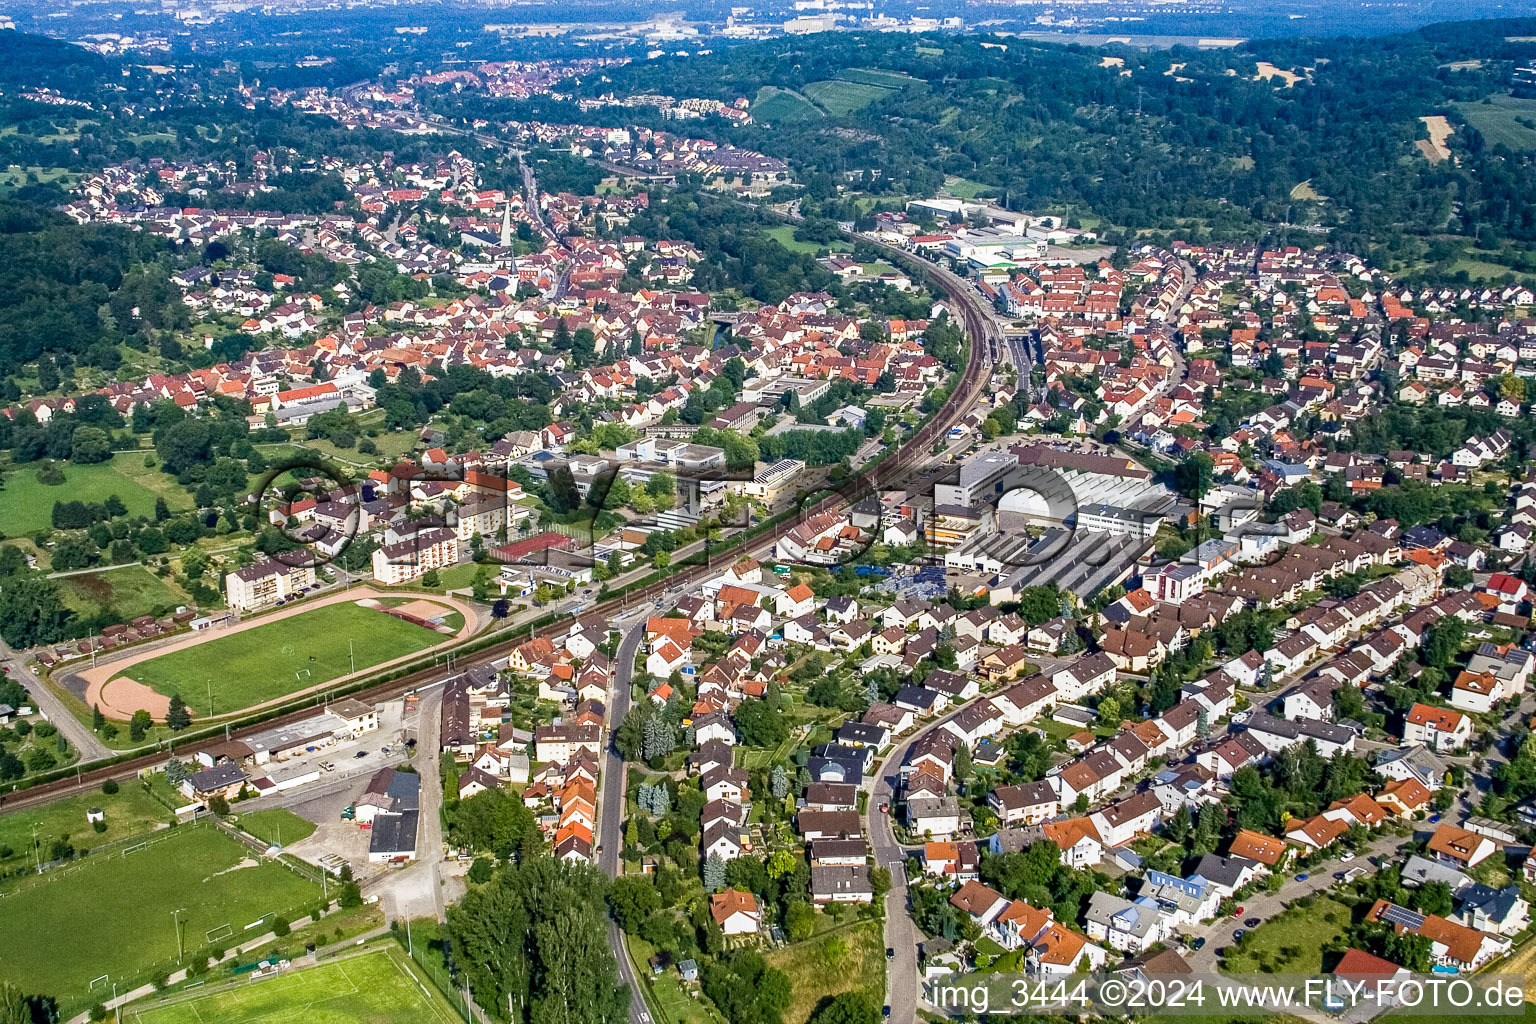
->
[598, 620, 654, 1024]
[0, 639, 109, 761]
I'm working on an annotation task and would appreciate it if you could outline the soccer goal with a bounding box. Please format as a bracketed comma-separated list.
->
[205, 924, 235, 944]
[89, 975, 110, 992]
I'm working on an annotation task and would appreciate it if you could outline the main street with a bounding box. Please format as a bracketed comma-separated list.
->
[599, 616, 654, 1024]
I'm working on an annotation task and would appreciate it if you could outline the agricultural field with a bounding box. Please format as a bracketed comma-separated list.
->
[0, 785, 173, 870]
[0, 459, 187, 534]
[130, 946, 457, 1024]
[1455, 94, 1536, 151]
[763, 920, 885, 1024]
[801, 80, 894, 117]
[0, 824, 320, 1007]
[749, 86, 823, 122]
[58, 566, 191, 623]
[120, 600, 451, 716]
[839, 67, 921, 89]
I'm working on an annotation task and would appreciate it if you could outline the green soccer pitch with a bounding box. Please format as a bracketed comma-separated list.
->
[0, 825, 319, 1004]
[132, 948, 457, 1024]
[120, 601, 449, 717]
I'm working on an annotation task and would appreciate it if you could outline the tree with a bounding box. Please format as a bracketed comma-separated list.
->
[774, 901, 813, 943]
[129, 709, 152, 743]
[953, 741, 972, 785]
[735, 700, 789, 747]
[421, 568, 440, 588]
[703, 852, 728, 892]
[92, 704, 105, 732]
[770, 765, 789, 799]
[642, 714, 676, 762]
[615, 706, 650, 762]
[166, 693, 191, 731]
[809, 993, 882, 1024]
[70, 426, 112, 464]
[607, 876, 661, 933]
[208, 795, 230, 816]
[0, 575, 71, 649]
[492, 598, 510, 619]
[448, 857, 629, 1024]
[1175, 452, 1215, 500]
[468, 857, 495, 884]
[1097, 696, 1122, 727]
[1423, 617, 1466, 670]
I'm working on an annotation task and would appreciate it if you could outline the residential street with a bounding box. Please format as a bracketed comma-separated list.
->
[599, 618, 653, 1024]
[1, 638, 109, 762]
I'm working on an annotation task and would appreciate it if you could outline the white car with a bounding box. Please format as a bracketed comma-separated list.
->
[1339, 851, 1355, 863]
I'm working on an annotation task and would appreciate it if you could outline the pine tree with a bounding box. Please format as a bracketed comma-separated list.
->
[703, 852, 726, 892]
[1196, 707, 1210, 740]
[166, 693, 192, 731]
[642, 714, 675, 762]
[92, 704, 105, 732]
[154, 497, 170, 522]
[770, 765, 789, 799]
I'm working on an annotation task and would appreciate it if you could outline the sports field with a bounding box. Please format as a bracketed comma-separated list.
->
[132, 948, 456, 1024]
[0, 785, 173, 867]
[0, 824, 320, 1002]
[120, 601, 448, 717]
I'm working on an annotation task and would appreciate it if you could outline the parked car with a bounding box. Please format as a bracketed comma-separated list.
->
[1295, 873, 1309, 882]
[1232, 905, 1244, 918]
[1340, 851, 1355, 863]
[1233, 929, 1246, 941]
[1189, 937, 1206, 951]
[355, 750, 369, 759]
[1245, 918, 1260, 928]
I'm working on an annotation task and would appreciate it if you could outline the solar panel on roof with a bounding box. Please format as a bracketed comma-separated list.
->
[1381, 904, 1425, 930]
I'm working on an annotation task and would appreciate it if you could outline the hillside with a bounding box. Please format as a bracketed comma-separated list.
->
[591, 20, 1536, 272]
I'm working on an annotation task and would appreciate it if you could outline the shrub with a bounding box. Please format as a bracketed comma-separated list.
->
[102, 779, 119, 795]
[272, 916, 291, 937]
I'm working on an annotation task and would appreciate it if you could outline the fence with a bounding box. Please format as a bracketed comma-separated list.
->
[0, 819, 199, 897]
[393, 928, 476, 1024]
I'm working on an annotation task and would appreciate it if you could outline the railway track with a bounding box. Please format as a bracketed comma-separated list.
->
[0, 210, 996, 819]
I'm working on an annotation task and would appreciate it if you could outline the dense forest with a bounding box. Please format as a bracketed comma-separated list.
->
[583, 20, 1536, 262]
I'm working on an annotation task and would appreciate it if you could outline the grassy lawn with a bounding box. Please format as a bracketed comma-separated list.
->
[232, 808, 317, 847]
[763, 919, 884, 1024]
[1455, 94, 1536, 151]
[130, 946, 458, 1024]
[393, 561, 493, 595]
[0, 824, 320, 1008]
[623, 933, 716, 1024]
[764, 225, 849, 255]
[941, 176, 999, 199]
[0, 785, 173, 871]
[1220, 895, 1350, 974]
[58, 565, 190, 622]
[120, 601, 450, 717]
[802, 79, 894, 116]
[0, 459, 185, 534]
[750, 86, 824, 122]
